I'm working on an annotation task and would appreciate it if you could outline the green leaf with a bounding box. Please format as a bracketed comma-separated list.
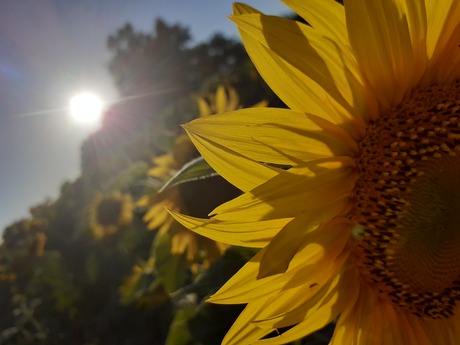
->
[159, 156, 218, 192]
[165, 307, 196, 345]
[153, 232, 190, 293]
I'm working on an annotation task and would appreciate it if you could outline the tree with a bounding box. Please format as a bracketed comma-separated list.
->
[105, 18, 282, 133]
[107, 20, 191, 100]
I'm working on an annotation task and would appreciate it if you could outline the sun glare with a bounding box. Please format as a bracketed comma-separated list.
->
[69, 92, 104, 124]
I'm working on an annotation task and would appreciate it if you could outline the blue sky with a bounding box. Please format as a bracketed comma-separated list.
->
[0, 0, 291, 231]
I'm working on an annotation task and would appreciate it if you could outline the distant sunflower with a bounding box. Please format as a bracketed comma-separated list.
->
[139, 86, 262, 270]
[172, 1, 460, 344]
[90, 193, 133, 239]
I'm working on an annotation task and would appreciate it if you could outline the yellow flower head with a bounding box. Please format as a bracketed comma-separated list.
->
[90, 193, 133, 239]
[141, 86, 259, 270]
[146, 86, 252, 181]
[196, 85, 240, 117]
[2, 219, 48, 257]
[173, 1, 460, 344]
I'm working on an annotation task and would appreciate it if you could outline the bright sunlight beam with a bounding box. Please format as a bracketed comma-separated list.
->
[69, 92, 104, 125]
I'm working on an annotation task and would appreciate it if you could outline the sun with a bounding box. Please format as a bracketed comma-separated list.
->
[69, 92, 104, 125]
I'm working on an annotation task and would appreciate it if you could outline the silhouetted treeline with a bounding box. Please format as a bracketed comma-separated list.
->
[0, 18, 284, 345]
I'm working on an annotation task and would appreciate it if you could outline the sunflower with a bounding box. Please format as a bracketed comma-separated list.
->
[89, 193, 133, 239]
[171, 1, 460, 344]
[139, 86, 260, 271]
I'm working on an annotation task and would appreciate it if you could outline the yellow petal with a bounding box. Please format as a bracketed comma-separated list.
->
[213, 157, 357, 222]
[252, 265, 359, 345]
[331, 280, 445, 345]
[158, 217, 174, 235]
[233, 2, 260, 15]
[222, 299, 273, 345]
[186, 131, 279, 192]
[397, 314, 431, 345]
[149, 154, 174, 177]
[425, 0, 458, 58]
[257, 212, 348, 278]
[231, 10, 374, 122]
[184, 108, 358, 166]
[136, 195, 149, 207]
[221, 263, 357, 345]
[345, 0, 426, 108]
[209, 220, 350, 304]
[144, 202, 168, 228]
[216, 85, 227, 114]
[251, 249, 352, 332]
[398, 0, 428, 86]
[226, 86, 240, 111]
[281, 0, 348, 46]
[196, 97, 210, 117]
[168, 210, 290, 248]
[171, 231, 189, 255]
[424, 0, 460, 82]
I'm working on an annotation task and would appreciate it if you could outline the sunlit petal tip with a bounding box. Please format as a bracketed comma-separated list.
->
[205, 293, 223, 304]
[232, 2, 260, 15]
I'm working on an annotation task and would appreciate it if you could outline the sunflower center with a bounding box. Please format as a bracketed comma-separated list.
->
[390, 157, 460, 293]
[351, 81, 460, 319]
